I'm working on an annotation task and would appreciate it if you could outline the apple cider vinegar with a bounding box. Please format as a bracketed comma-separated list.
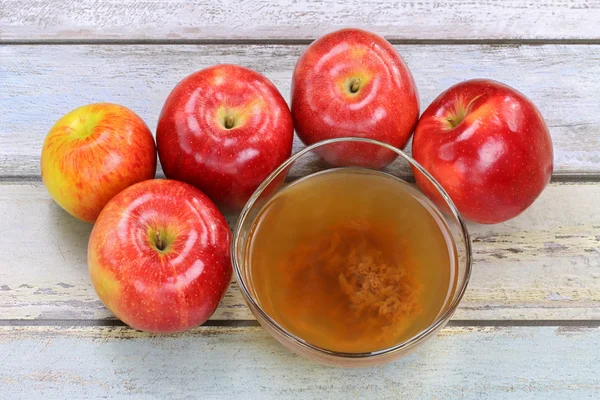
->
[246, 168, 457, 353]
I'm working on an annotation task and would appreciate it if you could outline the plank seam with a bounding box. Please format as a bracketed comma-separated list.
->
[2, 39, 600, 46]
[3, 175, 600, 184]
[1, 320, 599, 327]
[0, 319, 260, 327]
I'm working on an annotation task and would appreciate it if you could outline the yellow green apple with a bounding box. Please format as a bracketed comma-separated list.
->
[41, 103, 157, 222]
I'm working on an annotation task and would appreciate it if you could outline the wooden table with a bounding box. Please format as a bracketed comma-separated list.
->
[1, 1, 599, 398]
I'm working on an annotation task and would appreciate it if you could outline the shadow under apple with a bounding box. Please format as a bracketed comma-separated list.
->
[47, 200, 93, 270]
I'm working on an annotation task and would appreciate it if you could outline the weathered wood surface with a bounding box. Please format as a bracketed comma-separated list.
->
[1, 325, 599, 399]
[0, 182, 247, 321]
[1, 182, 598, 321]
[1, 0, 599, 42]
[1, 0, 599, 395]
[1, 44, 599, 178]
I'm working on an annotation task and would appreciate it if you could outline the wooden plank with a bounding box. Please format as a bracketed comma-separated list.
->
[1, 44, 599, 178]
[1, 181, 599, 321]
[0, 182, 246, 321]
[1, 325, 599, 398]
[1, 0, 599, 42]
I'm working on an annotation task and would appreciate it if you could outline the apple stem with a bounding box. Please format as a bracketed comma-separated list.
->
[445, 95, 482, 129]
[349, 78, 361, 94]
[446, 113, 465, 129]
[155, 231, 166, 251]
[224, 115, 235, 129]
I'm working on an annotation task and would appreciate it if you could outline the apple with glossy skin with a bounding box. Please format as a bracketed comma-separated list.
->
[412, 79, 553, 224]
[156, 64, 294, 211]
[291, 28, 419, 168]
[41, 103, 157, 223]
[88, 179, 232, 333]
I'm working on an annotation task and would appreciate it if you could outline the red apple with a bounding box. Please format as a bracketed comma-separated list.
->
[41, 103, 157, 222]
[88, 179, 232, 333]
[156, 64, 294, 211]
[412, 79, 553, 224]
[291, 28, 419, 168]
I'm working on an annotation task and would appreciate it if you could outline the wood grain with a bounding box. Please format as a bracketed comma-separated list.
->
[1, 182, 599, 321]
[0, 182, 246, 321]
[1, 325, 599, 398]
[1, 0, 599, 42]
[1, 1, 598, 394]
[1, 44, 599, 178]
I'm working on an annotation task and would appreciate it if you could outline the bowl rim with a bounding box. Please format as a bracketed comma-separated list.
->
[231, 137, 472, 359]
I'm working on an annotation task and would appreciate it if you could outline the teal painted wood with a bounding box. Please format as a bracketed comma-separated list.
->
[1, 0, 599, 41]
[0, 326, 599, 399]
[0, 182, 599, 321]
[0, 0, 598, 398]
[1, 45, 599, 178]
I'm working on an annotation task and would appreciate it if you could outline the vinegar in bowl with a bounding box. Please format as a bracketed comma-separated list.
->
[245, 168, 458, 353]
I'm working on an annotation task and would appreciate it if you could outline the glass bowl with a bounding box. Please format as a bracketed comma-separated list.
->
[232, 137, 472, 367]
